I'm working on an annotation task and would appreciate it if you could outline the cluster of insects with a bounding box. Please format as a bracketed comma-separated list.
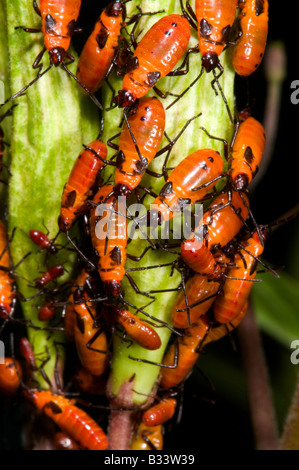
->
[0, 0, 272, 451]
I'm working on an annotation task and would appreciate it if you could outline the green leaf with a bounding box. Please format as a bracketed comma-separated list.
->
[252, 270, 299, 348]
[5, 0, 100, 387]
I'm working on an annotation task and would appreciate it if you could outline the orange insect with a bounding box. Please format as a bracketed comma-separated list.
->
[25, 390, 108, 450]
[58, 140, 107, 232]
[213, 228, 265, 324]
[117, 14, 191, 107]
[142, 398, 177, 426]
[76, 0, 125, 93]
[229, 117, 266, 192]
[90, 184, 127, 297]
[113, 306, 161, 350]
[114, 97, 165, 196]
[0, 358, 22, 396]
[160, 320, 210, 389]
[150, 149, 224, 224]
[232, 0, 269, 77]
[171, 273, 220, 329]
[181, 191, 249, 271]
[130, 422, 163, 450]
[203, 300, 248, 345]
[16, 0, 81, 67]
[73, 290, 109, 377]
[195, 0, 238, 73]
[64, 268, 91, 342]
[0, 221, 15, 320]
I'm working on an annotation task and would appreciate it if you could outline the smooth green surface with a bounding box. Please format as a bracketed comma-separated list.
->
[5, 0, 100, 387]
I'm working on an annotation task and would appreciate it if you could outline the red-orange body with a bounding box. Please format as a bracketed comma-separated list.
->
[0, 358, 22, 395]
[213, 231, 264, 323]
[118, 14, 191, 106]
[19, 337, 37, 371]
[142, 398, 177, 426]
[58, 140, 107, 232]
[181, 191, 249, 273]
[90, 185, 127, 297]
[195, 0, 238, 71]
[29, 230, 58, 254]
[232, 0, 269, 77]
[35, 264, 64, 289]
[40, 0, 81, 65]
[114, 307, 161, 350]
[76, 0, 124, 93]
[130, 422, 163, 450]
[160, 321, 209, 389]
[230, 117, 266, 191]
[26, 390, 108, 450]
[64, 268, 90, 342]
[115, 97, 165, 195]
[151, 149, 223, 223]
[74, 298, 109, 377]
[171, 274, 219, 328]
[0, 221, 14, 320]
[38, 302, 56, 321]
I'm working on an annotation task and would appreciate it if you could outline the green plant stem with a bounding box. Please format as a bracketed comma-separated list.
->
[5, 0, 100, 388]
[101, 0, 235, 411]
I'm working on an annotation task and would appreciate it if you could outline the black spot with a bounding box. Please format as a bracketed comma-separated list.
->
[47, 401, 63, 414]
[110, 246, 122, 265]
[67, 19, 76, 36]
[106, 1, 123, 17]
[160, 182, 173, 197]
[200, 18, 213, 38]
[76, 314, 85, 335]
[135, 157, 148, 175]
[200, 162, 208, 170]
[140, 116, 146, 121]
[250, 258, 259, 275]
[116, 151, 126, 169]
[208, 156, 214, 162]
[65, 190, 77, 208]
[244, 146, 254, 163]
[127, 56, 139, 72]
[172, 22, 177, 27]
[165, 30, 171, 36]
[96, 28, 109, 49]
[44, 14, 56, 34]
[255, 0, 264, 16]
[221, 25, 231, 43]
[146, 71, 161, 86]
[145, 106, 150, 111]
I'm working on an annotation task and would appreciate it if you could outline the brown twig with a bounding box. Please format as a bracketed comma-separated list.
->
[237, 300, 279, 450]
[279, 374, 299, 450]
